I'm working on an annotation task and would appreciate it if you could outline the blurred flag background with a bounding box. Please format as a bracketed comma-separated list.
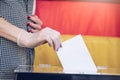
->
[34, 0, 120, 73]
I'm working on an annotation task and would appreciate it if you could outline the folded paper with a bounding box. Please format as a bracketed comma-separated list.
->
[57, 35, 97, 73]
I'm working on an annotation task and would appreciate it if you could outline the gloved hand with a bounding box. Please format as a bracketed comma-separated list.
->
[17, 27, 62, 51]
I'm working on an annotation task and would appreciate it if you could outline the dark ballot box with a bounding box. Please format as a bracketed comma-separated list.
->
[14, 65, 120, 80]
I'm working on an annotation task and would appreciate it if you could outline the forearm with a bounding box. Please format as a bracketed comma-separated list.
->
[0, 17, 61, 50]
[0, 17, 21, 43]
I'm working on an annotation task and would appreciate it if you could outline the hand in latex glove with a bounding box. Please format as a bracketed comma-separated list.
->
[17, 27, 62, 51]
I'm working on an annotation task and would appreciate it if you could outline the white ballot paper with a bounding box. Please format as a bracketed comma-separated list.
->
[57, 35, 97, 73]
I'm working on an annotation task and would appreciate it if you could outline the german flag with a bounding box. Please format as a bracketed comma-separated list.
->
[34, 0, 120, 74]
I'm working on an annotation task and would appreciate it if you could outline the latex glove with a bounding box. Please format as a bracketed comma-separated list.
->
[17, 27, 61, 51]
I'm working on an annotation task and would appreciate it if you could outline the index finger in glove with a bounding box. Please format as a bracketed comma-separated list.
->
[50, 32, 61, 51]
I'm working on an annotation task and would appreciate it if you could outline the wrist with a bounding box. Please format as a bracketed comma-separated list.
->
[17, 29, 25, 47]
[17, 29, 31, 47]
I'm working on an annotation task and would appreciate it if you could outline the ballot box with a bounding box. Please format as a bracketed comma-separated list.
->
[14, 65, 120, 80]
